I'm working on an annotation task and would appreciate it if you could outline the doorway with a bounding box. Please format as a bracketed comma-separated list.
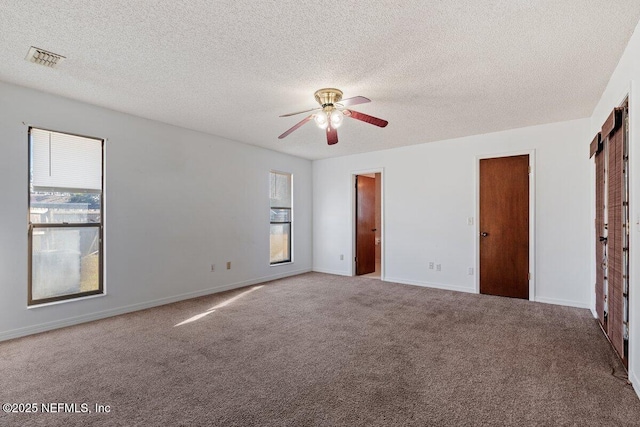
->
[478, 154, 531, 299]
[355, 172, 382, 278]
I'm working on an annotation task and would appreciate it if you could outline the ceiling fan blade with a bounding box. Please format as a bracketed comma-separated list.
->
[278, 115, 313, 139]
[327, 126, 338, 145]
[279, 107, 321, 117]
[337, 96, 370, 107]
[344, 109, 388, 128]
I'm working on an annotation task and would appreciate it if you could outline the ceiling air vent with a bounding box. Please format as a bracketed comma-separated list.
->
[25, 46, 65, 68]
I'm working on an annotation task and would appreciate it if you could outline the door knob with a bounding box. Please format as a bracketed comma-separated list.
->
[480, 232, 489, 237]
[372, 228, 377, 232]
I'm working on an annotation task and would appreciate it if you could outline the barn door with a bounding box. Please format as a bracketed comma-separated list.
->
[591, 102, 629, 367]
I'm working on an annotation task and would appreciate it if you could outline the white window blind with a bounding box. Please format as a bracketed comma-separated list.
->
[269, 172, 291, 208]
[31, 128, 102, 191]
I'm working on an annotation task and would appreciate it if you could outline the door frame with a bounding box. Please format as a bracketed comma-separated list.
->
[475, 150, 536, 300]
[626, 81, 638, 391]
[351, 168, 384, 279]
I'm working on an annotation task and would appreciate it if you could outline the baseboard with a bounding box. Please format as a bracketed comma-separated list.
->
[0, 268, 311, 342]
[312, 267, 350, 276]
[534, 296, 590, 309]
[383, 276, 475, 294]
[630, 369, 640, 402]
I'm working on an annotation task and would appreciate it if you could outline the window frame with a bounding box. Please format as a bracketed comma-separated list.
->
[27, 127, 105, 306]
[269, 171, 292, 265]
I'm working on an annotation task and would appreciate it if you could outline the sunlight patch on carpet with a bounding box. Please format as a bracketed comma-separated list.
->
[174, 285, 264, 327]
[174, 310, 216, 327]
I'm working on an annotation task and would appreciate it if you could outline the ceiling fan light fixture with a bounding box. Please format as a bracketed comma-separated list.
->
[314, 111, 328, 129]
[330, 109, 344, 128]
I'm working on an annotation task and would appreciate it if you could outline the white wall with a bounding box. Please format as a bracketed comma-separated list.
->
[0, 81, 312, 341]
[313, 118, 591, 308]
[589, 18, 640, 397]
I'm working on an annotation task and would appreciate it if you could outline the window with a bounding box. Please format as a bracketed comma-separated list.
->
[28, 128, 104, 305]
[270, 171, 292, 264]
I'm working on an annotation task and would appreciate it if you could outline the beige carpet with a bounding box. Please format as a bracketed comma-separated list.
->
[0, 272, 638, 426]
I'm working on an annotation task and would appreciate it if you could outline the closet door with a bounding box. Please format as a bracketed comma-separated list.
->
[592, 105, 628, 367]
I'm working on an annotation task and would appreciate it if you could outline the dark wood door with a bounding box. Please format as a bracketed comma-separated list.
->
[479, 155, 529, 299]
[356, 176, 376, 275]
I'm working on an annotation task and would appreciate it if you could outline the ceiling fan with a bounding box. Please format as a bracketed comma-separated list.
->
[278, 88, 388, 145]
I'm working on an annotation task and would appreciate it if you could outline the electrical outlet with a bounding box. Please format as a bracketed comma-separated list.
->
[210, 264, 215, 272]
[468, 267, 474, 275]
[436, 264, 442, 271]
[340, 254, 344, 261]
[226, 261, 231, 270]
[429, 262, 434, 270]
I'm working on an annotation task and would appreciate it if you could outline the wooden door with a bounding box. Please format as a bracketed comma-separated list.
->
[479, 155, 529, 299]
[592, 105, 628, 368]
[356, 176, 376, 275]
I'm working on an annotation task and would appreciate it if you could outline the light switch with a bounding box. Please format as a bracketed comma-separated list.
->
[467, 217, 474, 226]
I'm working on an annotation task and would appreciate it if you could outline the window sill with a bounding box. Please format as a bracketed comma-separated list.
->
[270, 261, 294, 267]
[27, 292, 106, 309]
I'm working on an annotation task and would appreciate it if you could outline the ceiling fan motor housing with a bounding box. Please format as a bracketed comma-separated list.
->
[314, 88, 343, 108]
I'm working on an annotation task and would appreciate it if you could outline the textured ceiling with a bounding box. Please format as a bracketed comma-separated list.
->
[1, 1, 639, 160]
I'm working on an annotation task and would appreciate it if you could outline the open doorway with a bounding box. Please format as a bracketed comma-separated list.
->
[355, 172, 382, 278]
